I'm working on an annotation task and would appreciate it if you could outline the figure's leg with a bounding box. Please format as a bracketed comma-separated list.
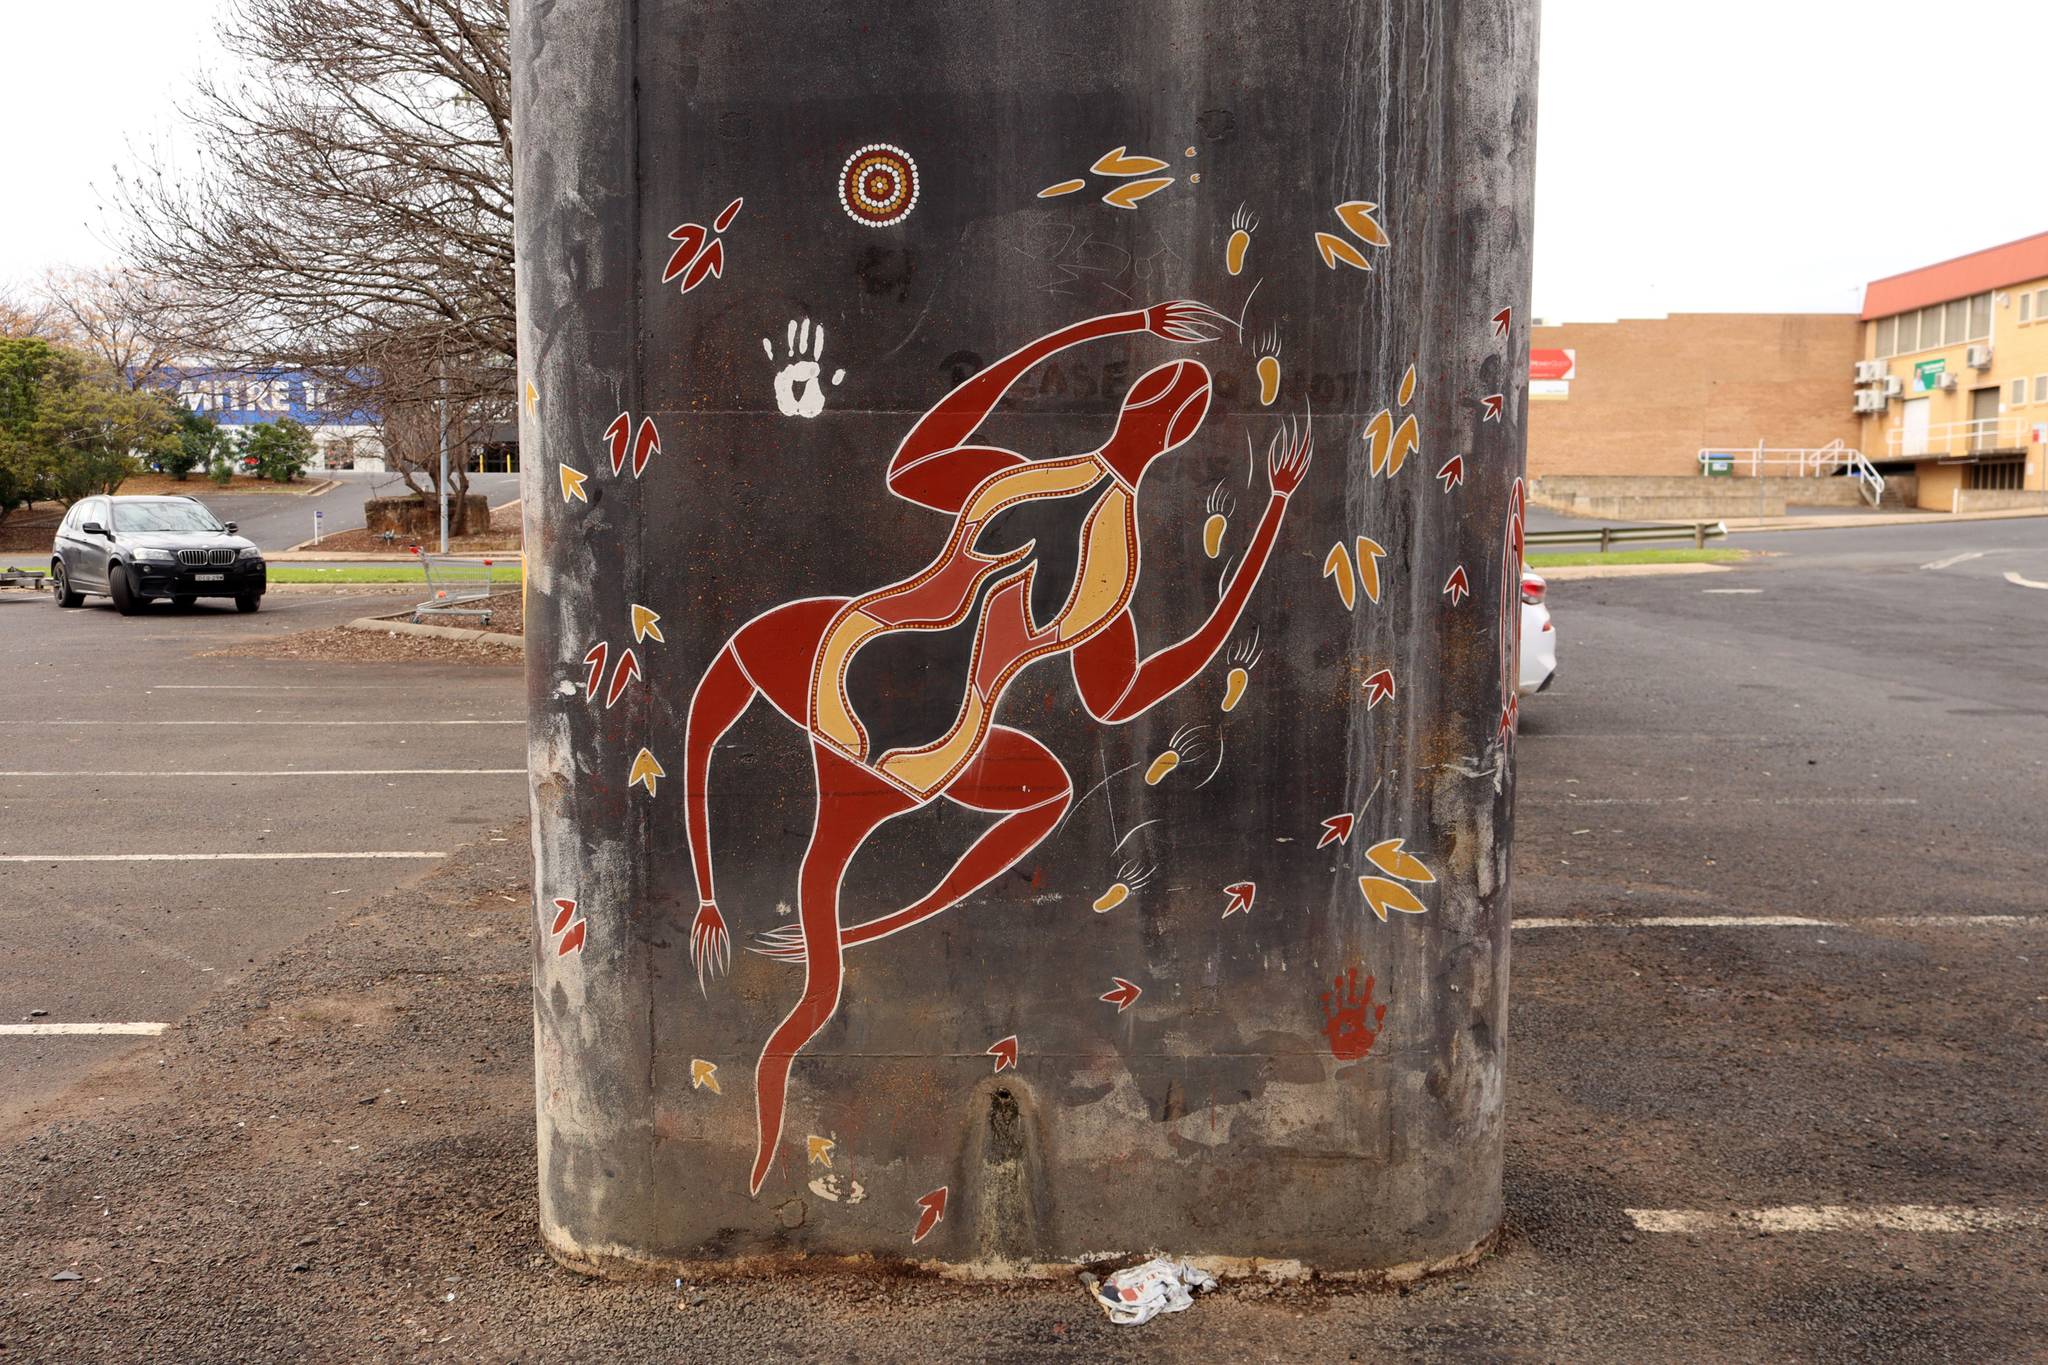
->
[686, 597, 846, 986]
[754, 726, 1071, 959]
[750, 744, 916, 1194]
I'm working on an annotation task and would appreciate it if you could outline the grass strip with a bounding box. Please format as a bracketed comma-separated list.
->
[1526, 548, 1747, 569]
[268, 565, 524, 584]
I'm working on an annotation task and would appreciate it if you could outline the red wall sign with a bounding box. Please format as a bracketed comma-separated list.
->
[1528, 348, 1576, 382]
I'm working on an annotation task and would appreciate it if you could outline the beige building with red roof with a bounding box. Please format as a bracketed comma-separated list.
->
[1855, 231, 2048, 509]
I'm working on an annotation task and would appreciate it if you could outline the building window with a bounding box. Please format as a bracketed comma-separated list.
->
[2037, 374, 2048, 404]
[2025, 293, 2036, 324]
[1944, 299, 1966, 343]
[1875, 316, 1896, 357]
[1895, 310, 1919, 354]
[1967, 460, 2024, 492]
[2016, 378, 2031, 407]
[2037, 288, 2048, 321]
[1968, 291, 1993, 339]
[1923, 305, 1947, 349]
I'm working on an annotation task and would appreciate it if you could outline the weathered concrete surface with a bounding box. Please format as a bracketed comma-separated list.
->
[516, 0, 1537, 1269]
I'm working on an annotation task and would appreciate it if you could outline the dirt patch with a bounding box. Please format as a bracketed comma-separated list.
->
[116, 473, 283, 497]
[0, 507, 62, 554]
[310, 501, 523, 554]
[208, 592, 524, 665]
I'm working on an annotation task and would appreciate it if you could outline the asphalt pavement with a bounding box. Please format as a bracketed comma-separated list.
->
[180, 471, 522, 551]
[0, 587, 524, 1129]
[1, 517, 2044, 1358]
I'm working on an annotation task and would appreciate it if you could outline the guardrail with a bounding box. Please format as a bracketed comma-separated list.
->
[1526, 521, 1728, 552]
[0, 566, 49, 590]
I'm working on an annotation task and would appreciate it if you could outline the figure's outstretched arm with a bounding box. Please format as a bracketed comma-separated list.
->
[1074, 421, 1311, 722]
[887, 301, 1229, 513]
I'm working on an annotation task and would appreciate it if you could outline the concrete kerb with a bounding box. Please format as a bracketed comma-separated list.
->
[285, 498, 526, 552]
[344, 613, 523, 648]
[1537, 561, 1736, 581]
[1681, 506, 2048, 535]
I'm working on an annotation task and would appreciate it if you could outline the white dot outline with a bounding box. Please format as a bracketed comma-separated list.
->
[838, 143, 920, 228]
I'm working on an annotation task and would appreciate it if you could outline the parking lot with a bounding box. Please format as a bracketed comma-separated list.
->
[0, 587, 523, 1128]
[0, 516, 2043, 1359]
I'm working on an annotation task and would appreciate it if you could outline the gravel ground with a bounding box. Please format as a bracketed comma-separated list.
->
[207, 592, 525, 666]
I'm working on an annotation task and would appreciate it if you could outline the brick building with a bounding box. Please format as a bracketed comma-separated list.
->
[1524, 313, 1861, 480]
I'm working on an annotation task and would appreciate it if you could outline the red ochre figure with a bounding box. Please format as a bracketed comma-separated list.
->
[681, 301, 1313, 1194]
[1320, 965, 1386, 1061]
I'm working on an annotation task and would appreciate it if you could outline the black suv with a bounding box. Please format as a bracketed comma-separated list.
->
[51, 495, 267, 615]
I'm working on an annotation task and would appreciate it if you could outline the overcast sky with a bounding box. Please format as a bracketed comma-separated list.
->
[5, 1, 2046, 322]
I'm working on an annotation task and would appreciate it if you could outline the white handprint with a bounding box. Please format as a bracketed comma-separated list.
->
[763, 317, 845, 419]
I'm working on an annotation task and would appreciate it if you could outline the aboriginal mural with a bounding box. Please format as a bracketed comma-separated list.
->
[683, 301, 1311, 1192]
[517, 0, 1535, 1271]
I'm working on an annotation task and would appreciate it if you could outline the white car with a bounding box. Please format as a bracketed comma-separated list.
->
[1518, 569, 1556, 695]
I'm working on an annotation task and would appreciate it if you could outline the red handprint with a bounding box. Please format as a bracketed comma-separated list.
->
[1320, 966, 1387, 1061]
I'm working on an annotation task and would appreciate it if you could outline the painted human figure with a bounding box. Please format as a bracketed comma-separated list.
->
[681, 300, 1313, 1193]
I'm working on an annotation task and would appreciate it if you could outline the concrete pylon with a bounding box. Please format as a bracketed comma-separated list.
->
[515, 0, 1537, 1273]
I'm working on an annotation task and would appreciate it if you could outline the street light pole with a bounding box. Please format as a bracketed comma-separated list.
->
[437, 366, 450, 553]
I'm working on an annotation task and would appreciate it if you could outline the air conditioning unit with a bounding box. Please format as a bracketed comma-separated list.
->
[1853, 389, 1887, 414]
[1853, 360, 1886, 383]
[1967, 343, 1993, 370]
[1939, 372, 1959, 391]
[1882, 375, 1904, 397]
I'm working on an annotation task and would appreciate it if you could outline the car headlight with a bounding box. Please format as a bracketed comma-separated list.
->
[238, 546, 264, 561]
[133, 548, 175, 563]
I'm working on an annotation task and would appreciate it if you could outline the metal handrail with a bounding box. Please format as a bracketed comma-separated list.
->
[1884, 418, 2023, 459]
[1527, 522, 1728, 551]
[1697, 441, 1885, 506]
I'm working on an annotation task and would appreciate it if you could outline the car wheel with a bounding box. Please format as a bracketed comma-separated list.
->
[235, 594, 261, 614]
[171, 594, 197, 609]
[109, 565, 146, 616]
[52, 562, 84, 608]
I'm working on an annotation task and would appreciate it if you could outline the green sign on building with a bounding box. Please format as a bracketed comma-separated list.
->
[1915, 357, 1946, 392]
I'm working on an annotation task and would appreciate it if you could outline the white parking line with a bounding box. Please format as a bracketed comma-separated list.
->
[0, 769, 523, 778]
[1921, 550, 1992, 571]
[4, 720, 521, 727]
[0, 1022, 167, 1036]
[1628, 1205, 2046, 1234]
[1515, 914, 2033, 931]
[2005, 571, 2048, 590]
[0, 851, 445, 863]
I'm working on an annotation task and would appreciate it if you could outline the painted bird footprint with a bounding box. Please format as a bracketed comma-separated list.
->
[764, 316, 845, 419]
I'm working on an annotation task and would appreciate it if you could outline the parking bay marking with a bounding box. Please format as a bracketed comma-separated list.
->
[1920, 550, 1991, 571]
[2005, 571, 2048, 591]
[0, 851, 445, 863]
[1516, 914, 2035, 931]
[0, 769, 523, 778]
[0, 1022, 168, 1037]
[1627, 1205, 2047, 1235]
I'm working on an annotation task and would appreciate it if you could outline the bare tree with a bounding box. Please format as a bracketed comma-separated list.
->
[38, 267, 186, 390]
[0, 286, 56, 340]
[116, 0, 513, 526]
[360, 328, 511, 531]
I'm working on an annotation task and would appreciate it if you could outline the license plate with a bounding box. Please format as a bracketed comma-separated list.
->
[195, 573, 225, 582]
